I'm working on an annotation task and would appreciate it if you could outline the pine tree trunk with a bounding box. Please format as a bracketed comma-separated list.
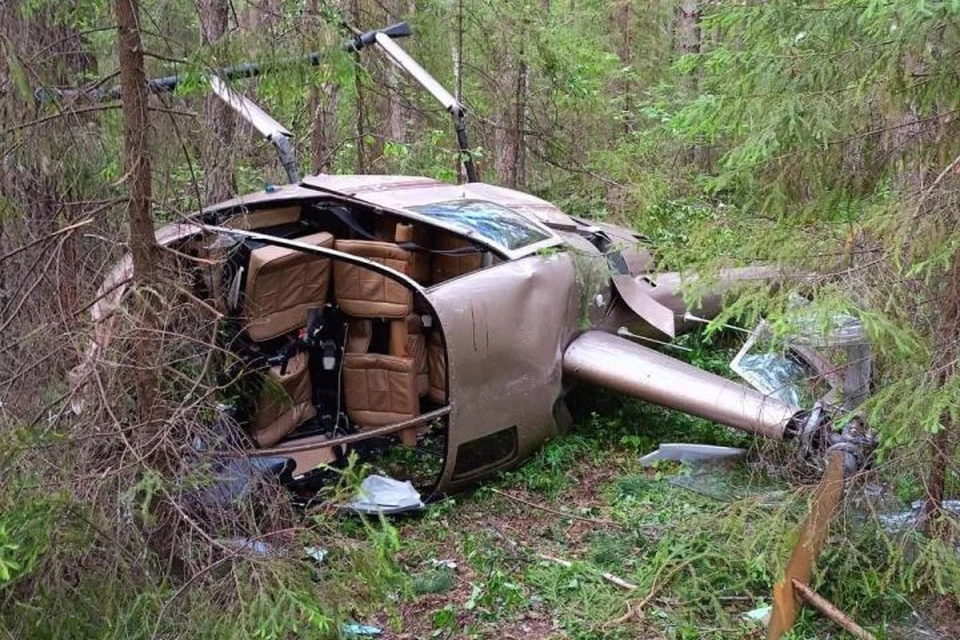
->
[674, 0, 707, 167]
[494, 12, 524, 189]
[451, 0, 465, 182]
[116, 0, 159, 425]
[923, 250, 960, 538]
[383, 0, 412, 146]
[615, 0, 633, 132]
[350, 0, 368, 173]
[200, 0, 236, 205]
[308, 0, 340, 174]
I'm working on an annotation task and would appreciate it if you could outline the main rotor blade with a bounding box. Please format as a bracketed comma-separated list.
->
[33, 22, 413, 103]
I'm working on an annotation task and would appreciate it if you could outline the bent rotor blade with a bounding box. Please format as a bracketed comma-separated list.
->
[768, 450, 845, 640]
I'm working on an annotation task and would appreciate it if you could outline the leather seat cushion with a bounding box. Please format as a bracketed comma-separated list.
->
[426, 331, 446, 403]
[343, 353, 419, 427]
[244, 231, 334, 341]
[252, 351, 315, 447]
[333, 240, 413, 318]
[407, 332, 429, 396]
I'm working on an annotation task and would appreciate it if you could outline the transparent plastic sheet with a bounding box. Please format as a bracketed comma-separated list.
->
[730, 310, 869, 409]
[732, 352, 809, 407]
[665, 458, 788, 503]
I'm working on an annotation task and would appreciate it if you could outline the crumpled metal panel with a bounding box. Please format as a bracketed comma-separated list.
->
[600, 266, 782, 339]
[563, 331, 796, 439]
[203, 183, 322, 217]
[611, 274, 677, 338]
[427, 253, 580, 495]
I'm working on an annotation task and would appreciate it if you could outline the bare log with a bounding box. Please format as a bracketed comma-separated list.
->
[791, 580, 876, 640]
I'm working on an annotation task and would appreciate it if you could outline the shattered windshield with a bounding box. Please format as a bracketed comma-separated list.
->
[410, 199, 552, 251]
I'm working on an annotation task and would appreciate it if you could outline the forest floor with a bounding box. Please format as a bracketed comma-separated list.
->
[319, 391, 960, 640]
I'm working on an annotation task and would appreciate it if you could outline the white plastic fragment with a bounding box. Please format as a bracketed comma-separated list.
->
[743, 604, 772, 626]
[639, 443, 746, 467]
[348, 474, 424, 514]
[304, 546, 327, 564]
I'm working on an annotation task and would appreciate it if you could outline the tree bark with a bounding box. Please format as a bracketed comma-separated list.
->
[922, 250, 960, 538]
[452, 0, 465, 182]
[308, 0, 340, 173]
[382, 0, 413, 146]
[116, 0, 159, 424]
[199, 0, 236, 205]
[350, 0, 367, 173]
[494, 13, 524, 188]
[614, 0, 633, 132]
[675, 0, 701, 58]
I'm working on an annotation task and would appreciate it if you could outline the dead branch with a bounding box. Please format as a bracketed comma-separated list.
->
[791, 579, 876, 640]
[603, 556, 699, 629]
[0, 217, 93, 264]
[536, 553, 637, 591]
[489, 487, 622, 528]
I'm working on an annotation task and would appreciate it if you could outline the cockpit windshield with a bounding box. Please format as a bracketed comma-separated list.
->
[410, 199, 553, 251]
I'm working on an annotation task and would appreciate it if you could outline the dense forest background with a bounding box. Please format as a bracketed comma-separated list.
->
[2, 0, 960, 637]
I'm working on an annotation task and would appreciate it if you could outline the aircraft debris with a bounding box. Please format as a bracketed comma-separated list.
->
[769, 451, 845, 639]
[348, 475, 424, 515]
[743, 604, 772, 626]
[304, 546, 328, 564]
[341, 622, 383, 638]
[639, 443, 746, 466]
[44, 20, 885, 636]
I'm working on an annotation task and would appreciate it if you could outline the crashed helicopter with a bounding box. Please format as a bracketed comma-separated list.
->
[51, 22, 876, 508]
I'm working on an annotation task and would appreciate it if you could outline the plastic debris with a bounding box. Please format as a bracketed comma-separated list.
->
[640, 443, 746, 467]
[348, 474, 424, 514]
[743, 604, 772, 626]
[341, 623, 383, 637]
[426, 558, 458, 570]
[732, 351, 810, 407]
[304, 546, 327, 564]
[216, 537, 273, 557]
[879, 499, 960, 533]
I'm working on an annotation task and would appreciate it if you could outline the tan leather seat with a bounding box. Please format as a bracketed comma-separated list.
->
[244, 231, 334, 341]
[406, 314, 429, 396]
[251, 352, 316, 447]
[342, 353, 419, 426]
[335, 240, 421, 439]
[243, 231, 333, 447]
[431, 234, 483, 284]
[333, 240, 413, 318]
[427, 331, 447, 403]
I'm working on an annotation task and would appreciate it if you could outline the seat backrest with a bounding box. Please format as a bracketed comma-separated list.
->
[243, 231, 334, 341]
[431, 233, 484, 284]
[333, 240, 413, 319]
[252, 351, 316, 447]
